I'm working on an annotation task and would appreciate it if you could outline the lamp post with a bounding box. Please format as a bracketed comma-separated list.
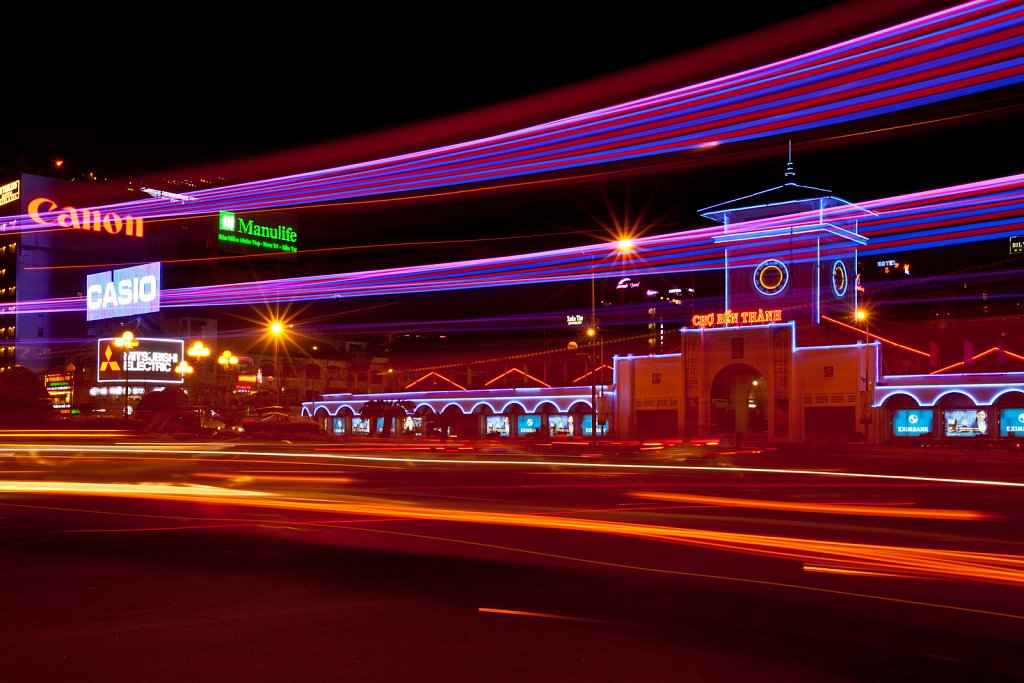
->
[186, 340, 210, 404]
[218, 350, 239, 408]
[856, 308, 868, 343]
[268, 321, 285, 407]
[114, 331, 138, 417]
[175, 360, 194, 402]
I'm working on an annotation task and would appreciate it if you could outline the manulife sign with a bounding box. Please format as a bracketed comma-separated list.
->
[218, 210, 298, 254]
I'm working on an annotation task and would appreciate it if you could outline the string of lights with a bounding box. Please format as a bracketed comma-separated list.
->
[3, 1, 1021, 234]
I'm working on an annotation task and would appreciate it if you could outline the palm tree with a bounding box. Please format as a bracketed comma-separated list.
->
[360, 399, 414, 437]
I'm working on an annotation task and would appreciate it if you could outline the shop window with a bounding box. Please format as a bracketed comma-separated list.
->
[651, 373, 661, 385]
[731, 338, 744, 359]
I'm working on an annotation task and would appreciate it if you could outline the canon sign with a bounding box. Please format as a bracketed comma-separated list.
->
[86, 262, 161, 321]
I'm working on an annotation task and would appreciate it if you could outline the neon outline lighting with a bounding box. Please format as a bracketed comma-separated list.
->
[930, 346, 1024, 374]
[831, 260, 848, 297]
[3, 1, 1022, 238]
[484, 368, 552, 388]
[404, 371, 468, 391]
[753, 259, 789, 296]
[821, 315, 930, 357]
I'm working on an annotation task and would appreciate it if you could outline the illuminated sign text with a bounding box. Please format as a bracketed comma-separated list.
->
[566, 314, 584, 326]
[691, 309, 783, 328]
[28, 197, 144, 238]
[86, 262, 161, 321]
[218, 211, 298, 254]
[97, 337, 184, 384]
[0, 180, 19, 208]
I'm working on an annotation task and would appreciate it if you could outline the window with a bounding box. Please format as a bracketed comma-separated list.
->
[731, 338, 744, 359]
[824, 365, 835, 378]
[651, 373, 662, 385]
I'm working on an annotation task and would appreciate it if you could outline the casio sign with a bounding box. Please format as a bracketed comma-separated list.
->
[86, 262, 161, 321]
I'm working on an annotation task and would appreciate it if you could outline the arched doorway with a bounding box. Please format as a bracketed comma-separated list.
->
[710, 364, 767, 435]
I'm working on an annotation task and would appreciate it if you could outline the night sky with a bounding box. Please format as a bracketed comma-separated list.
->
[6, 1, 1021, 355]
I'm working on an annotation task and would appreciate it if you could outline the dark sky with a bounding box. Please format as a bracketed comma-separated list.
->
[5, 1, 955, 182]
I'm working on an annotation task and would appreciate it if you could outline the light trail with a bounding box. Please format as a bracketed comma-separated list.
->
[1, 1, 1020, 242]
[3, 476, 1022, 588]
[630, 491, 993, 520]
[8, 171, 1024, 316]
[3, 443, 1024, 488]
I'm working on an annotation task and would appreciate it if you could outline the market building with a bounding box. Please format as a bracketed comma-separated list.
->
[303, 167, 1024, 446]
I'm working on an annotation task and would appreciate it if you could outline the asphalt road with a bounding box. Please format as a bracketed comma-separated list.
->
[1, 439, 1022, 681]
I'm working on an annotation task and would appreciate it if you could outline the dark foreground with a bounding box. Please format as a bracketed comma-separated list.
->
[1, 440, 1022, 681]
[2, 518, 1021, 682]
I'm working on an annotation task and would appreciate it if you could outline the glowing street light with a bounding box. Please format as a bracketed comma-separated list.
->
[267, 320, 287, 407]
[114, 331, 138, 417]
[218, 350, 240, 407]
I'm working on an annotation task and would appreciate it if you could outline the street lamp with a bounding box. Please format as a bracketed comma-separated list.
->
[581, 238, 636, 449]
[268, 321, 284, 405]
[175, 360, 194, 402]
[114, 330, 138, 416]
[186, 340, 210, 404]
[856, 308, 868, 343]
[218, 350, 239, 407]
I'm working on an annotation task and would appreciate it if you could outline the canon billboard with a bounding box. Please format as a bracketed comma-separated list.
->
[86, 262, 161, 321]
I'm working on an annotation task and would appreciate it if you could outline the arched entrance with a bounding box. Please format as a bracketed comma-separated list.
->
[710, 364, 767, 435]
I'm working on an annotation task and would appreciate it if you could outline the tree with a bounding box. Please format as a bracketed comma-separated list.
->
[359, 399, 414, 437]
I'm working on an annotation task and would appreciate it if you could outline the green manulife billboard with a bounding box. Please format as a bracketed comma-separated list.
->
[218, 210, 298, 254]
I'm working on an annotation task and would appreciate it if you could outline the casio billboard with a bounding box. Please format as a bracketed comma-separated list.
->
[86, 262, 161, 321]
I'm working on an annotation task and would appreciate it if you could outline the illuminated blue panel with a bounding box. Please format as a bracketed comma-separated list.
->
[517, 415, 541, 435]
[1000, 408, 1024, 437]
[332, 418, 346, 435]
[85, 262, 161, 321]
[892, 409, 932, 437]
[582, 414, 608, 436]
[943, 408, 989, 437]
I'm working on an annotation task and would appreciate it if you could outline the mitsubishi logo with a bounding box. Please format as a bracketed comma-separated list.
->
[99, 344, 121, 372]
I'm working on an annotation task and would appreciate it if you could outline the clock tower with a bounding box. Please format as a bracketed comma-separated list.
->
[698, 152, 872, 330]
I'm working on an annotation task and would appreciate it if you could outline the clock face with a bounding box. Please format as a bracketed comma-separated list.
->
[832, 260, 848, 297]
[753, 259, 789, 296]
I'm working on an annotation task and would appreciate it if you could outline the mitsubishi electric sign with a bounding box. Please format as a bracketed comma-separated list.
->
[86, 262, 161, 321]
[97, 337, 184, 384]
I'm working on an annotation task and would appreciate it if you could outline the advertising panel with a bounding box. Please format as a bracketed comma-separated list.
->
[44, 372, 74, 411]
[86, 262, 161, 321]
[548, 414, 572, 437]
[517, 414, 541, 435]
[581, 414, 608, 436]
[332, 417, 346, 435]
[0, 179, 19, 208]
[999, 408, 1024, 437]
[485, 415, 510, 437]
[351, 417, 370, 435]
[892, 409, 933, 437]
[943, 408, 988, 437]
[218, 210, 298, 255]
[97, 337, 184, 384]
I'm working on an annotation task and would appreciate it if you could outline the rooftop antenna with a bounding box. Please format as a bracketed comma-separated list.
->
[784, 140, 796, 180]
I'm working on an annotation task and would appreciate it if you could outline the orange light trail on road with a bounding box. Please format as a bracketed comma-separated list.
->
[477, 607, 606, 623]
[631, 491, 992, 520]
[3, 478, 1022, 587]
[192, 473, 355, 484]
